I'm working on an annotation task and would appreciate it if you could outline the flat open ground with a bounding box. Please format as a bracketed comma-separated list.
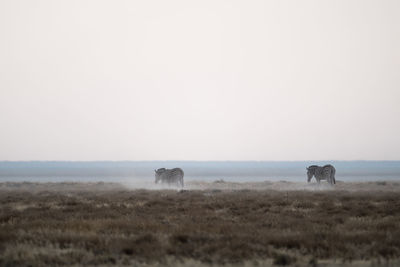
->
[1, 181, 400, 266]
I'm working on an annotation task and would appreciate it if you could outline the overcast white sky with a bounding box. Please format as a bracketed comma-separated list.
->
[0, 0, 399, 161]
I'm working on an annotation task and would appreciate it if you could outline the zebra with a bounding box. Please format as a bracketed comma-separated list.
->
[154, 168, 184, 188]
[306, 164, 336, 185]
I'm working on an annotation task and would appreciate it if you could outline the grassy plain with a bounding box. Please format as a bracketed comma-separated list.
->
[1, 181, 400, 266]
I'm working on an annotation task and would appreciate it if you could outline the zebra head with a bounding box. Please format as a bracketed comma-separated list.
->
[306, 165, 318, 182]
[154, 168, 166, 184]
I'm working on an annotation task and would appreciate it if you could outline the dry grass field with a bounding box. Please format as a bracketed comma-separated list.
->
[1, 181, 400, 266]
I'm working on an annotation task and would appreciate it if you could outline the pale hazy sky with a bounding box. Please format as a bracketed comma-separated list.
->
[0, 0, 399, 161]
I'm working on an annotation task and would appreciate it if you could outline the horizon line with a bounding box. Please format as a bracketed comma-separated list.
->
[1, 160, 400, 163]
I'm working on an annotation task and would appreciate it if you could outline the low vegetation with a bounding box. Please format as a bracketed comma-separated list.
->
[1, 182, 400, 266]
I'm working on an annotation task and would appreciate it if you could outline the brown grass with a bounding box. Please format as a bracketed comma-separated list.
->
[1, 182, 400, 266]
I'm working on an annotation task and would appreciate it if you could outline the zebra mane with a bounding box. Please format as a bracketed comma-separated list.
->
[307, 165, 319, 169]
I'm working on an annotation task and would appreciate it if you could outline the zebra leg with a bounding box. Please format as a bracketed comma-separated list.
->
[333, 169, 336, 184]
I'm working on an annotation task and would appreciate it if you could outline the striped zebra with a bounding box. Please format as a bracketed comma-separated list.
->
[306, 164, 336, 185]
[154, 168, 184, 188]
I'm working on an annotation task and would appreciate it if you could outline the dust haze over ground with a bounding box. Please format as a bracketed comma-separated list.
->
[3, 179, 399, 192]
[124, 179, 400, 192]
